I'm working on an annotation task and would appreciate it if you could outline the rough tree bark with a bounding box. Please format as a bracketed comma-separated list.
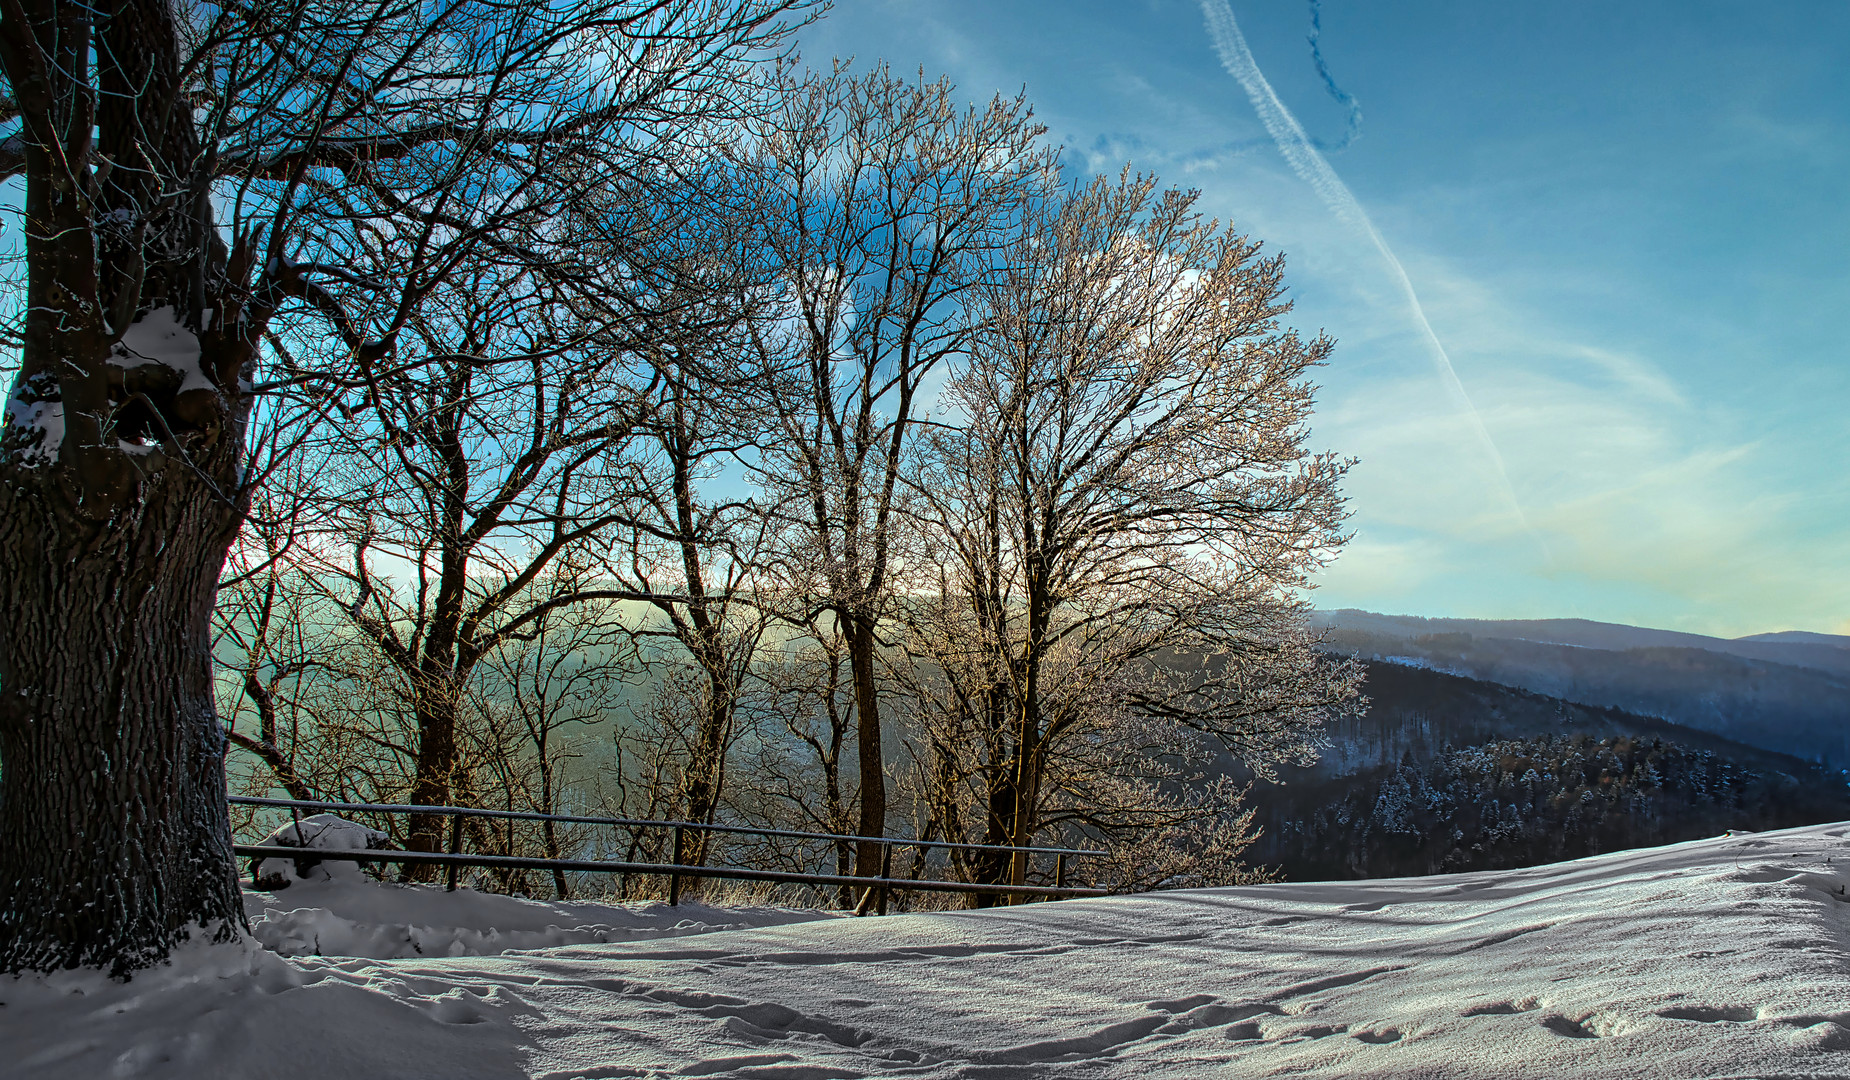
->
[0, 470, 251, 974]
[0, 0, 253, 974]
[0, 0, 810, 971]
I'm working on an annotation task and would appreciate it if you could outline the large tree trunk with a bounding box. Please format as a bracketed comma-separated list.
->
[0, 0, 259, 973]
[845, 612, 886, 878]
[970, 773, 1021, 907]
[405, 691, 461, 876]
[0, 472, 246, 975]
[680, 674, 734, 867]
[970, 672, 1043, 906]
[405, 443, 469, 867]
[962, 672, 1014, 904]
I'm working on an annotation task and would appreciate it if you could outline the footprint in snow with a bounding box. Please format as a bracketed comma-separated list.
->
[1274, 1022, 1346, 1041]
[1791, 1021, 1850, 1050]
[1145, 994, 1216, 1012]
[1461, 998, 1539, 1017]
[1142, 994, 1283, 1036]
[1656, 1005, 1756, 1023]
[1540, 1014, 1598, 1039]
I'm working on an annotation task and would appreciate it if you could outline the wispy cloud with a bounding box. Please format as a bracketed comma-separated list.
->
[796, 0, 1850, 636]
[1311, 247, 1849, 637]
[1197, 0, 1541, 555]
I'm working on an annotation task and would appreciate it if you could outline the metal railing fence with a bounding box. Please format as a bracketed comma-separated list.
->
[229, 795, 1112, 912]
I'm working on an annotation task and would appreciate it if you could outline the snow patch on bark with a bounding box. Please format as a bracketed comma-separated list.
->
[109, 306, 214, 394]
[5, 391, 63, 465]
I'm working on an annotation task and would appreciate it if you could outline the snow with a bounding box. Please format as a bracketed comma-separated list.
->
[248, 878, 845, 962]
[251, 813, 396, 888]
[4, 392, 62, 465]
[247, 814, 841, 959]
[1, 307, 216, 465]
[109, 306, 214, 395]
[1377, 653, 1468, 677]
[1, 308, 212, 467]
[7, 822, 1850, 1078]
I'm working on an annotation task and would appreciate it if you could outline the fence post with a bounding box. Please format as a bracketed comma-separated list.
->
[1056, 853, 1067, 891]
[287, 803, 304, 883]
[446, 813, 464, 892]
[668, 824, 683, 906]
[876, 841, 893, 916]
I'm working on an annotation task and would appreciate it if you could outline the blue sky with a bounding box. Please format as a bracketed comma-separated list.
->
[798, 0, 1850, 637]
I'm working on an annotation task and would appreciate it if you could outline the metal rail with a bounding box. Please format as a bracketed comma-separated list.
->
[234, 845, 1109, 899]
[229, 795, 1105, 858]
[231, 795, 1114, 910]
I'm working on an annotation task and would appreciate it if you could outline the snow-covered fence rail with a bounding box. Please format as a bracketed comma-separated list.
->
[228, 796, 1111, 911]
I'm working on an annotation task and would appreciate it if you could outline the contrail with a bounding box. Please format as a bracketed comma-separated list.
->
[1198, 0, 1542, 546]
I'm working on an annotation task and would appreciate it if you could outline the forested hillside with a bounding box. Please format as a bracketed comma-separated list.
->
[1242, 661, 1850, 880]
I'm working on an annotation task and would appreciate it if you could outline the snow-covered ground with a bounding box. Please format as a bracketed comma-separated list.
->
[246, 875, 843, 962]
[7, 821, 1850, 1078]
[241, 815, 840, 961]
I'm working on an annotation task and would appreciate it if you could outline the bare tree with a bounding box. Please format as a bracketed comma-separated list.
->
[906, 172, 1361, 893]
[472, 576, 635, 899]
[214, 481, 321, 803]
[0, 0, 810, 973]
[744, 65, 1054, 877]
[735, 622, 861, 890]
[278, 262, 666, 865]
[596, 287, 776, 866]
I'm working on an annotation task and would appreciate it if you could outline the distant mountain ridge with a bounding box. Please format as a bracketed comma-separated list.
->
[1313, 610, 1850, 675]
[1312, 609, 1850, 768]
[1738, 630, 1850, 649]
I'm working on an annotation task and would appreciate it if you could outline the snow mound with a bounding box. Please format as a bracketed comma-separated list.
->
[249, 813, 396, 887]
[8, 822, 1850, 1078]
[245, 875, 843, 960]
[241, 813, 841, 959]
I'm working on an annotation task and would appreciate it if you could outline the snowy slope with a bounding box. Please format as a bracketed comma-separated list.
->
[7, 824, 1850, 1078]
[245, 874, 844, 961]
